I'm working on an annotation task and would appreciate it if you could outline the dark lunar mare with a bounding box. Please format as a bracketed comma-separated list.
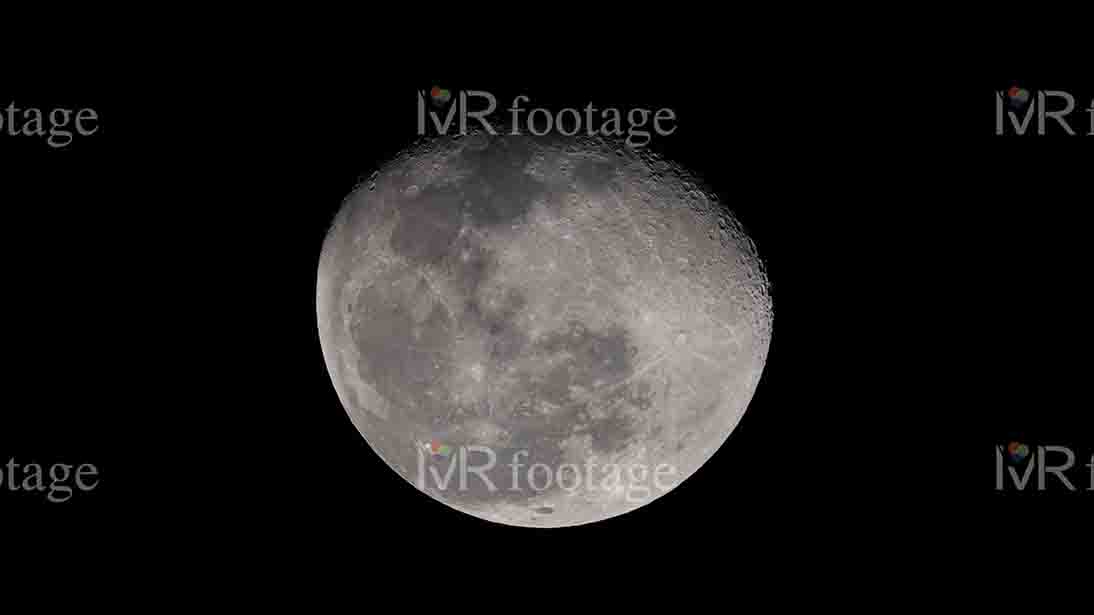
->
[345, 133, 653, 510]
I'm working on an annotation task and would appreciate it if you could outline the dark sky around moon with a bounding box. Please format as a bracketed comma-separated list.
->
[9, 69, 1076, 565]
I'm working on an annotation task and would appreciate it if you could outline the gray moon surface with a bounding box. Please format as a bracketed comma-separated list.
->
[317, 130, 772, 527]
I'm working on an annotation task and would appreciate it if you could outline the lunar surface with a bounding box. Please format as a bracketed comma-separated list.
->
[317, 130, 772, 527]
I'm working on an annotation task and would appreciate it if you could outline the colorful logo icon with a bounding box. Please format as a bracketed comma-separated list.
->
[1007, 85, 1031, 108]
[1007, 441, 1030, 463]
[430, 86, 452, 107]
[430, 440, 452, 457]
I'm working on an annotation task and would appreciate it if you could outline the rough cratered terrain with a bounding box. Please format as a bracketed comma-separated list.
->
[317, 130, 772, 527]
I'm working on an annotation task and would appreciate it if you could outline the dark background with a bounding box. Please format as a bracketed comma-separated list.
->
[3, 65, 1089, 569]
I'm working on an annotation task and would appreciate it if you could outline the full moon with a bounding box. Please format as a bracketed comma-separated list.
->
[317, 130, 772, 527]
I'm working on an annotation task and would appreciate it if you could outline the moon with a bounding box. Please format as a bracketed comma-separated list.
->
[317, 130, 772, 527]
